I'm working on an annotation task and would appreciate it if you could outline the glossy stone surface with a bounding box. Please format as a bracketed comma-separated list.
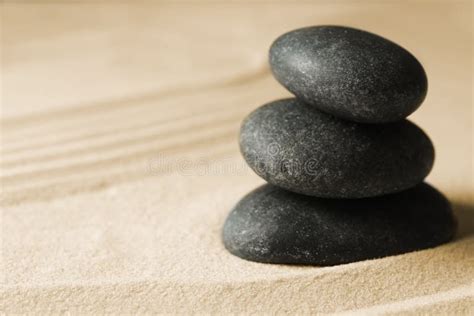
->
[269, 25, 428, 123]
[240, 98, 434, 198]
[222, 183, 456, 266]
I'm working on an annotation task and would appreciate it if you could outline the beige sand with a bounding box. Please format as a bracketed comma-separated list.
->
[1, 1, 473, 314]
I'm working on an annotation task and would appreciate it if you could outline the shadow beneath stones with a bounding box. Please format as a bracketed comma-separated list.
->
[451, 201, 474, 239]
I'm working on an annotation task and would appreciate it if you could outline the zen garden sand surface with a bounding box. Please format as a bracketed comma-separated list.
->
[1, 1, 473, 314]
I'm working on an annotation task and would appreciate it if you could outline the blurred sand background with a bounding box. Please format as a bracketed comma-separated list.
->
[1, 1, 473, 314]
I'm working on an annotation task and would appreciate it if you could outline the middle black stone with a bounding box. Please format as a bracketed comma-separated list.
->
[240, 98, 434, 198]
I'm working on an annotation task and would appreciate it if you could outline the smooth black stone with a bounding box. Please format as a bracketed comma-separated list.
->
[222, 183, 456, 266]
[269, 25, 428, 123]
[240, 98, 434, 198]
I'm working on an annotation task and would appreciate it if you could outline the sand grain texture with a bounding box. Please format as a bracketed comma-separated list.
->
[1, 1, 473, 314]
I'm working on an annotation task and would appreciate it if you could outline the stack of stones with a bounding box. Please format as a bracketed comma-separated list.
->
[222, 26, 456, 266]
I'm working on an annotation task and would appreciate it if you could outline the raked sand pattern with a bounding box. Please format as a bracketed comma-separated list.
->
[1, 2, 473, 314]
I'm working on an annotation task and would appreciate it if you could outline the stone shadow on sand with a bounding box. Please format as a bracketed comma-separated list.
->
[452, 201, 474, 240]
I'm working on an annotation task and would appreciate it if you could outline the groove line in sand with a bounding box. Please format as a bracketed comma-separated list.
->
[2, 65, 269, 130]
[2, 110, 244, 169]
[2, 129, 237, 189]
[2, 102, 247, 155]
[335, 284, 474, 315]
[1, 145, 237, 206]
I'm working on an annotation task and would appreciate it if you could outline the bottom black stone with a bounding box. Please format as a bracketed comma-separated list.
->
[222, 183, 456, 266]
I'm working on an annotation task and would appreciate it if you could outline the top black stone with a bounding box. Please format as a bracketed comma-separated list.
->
[269, 25, 428, 123]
